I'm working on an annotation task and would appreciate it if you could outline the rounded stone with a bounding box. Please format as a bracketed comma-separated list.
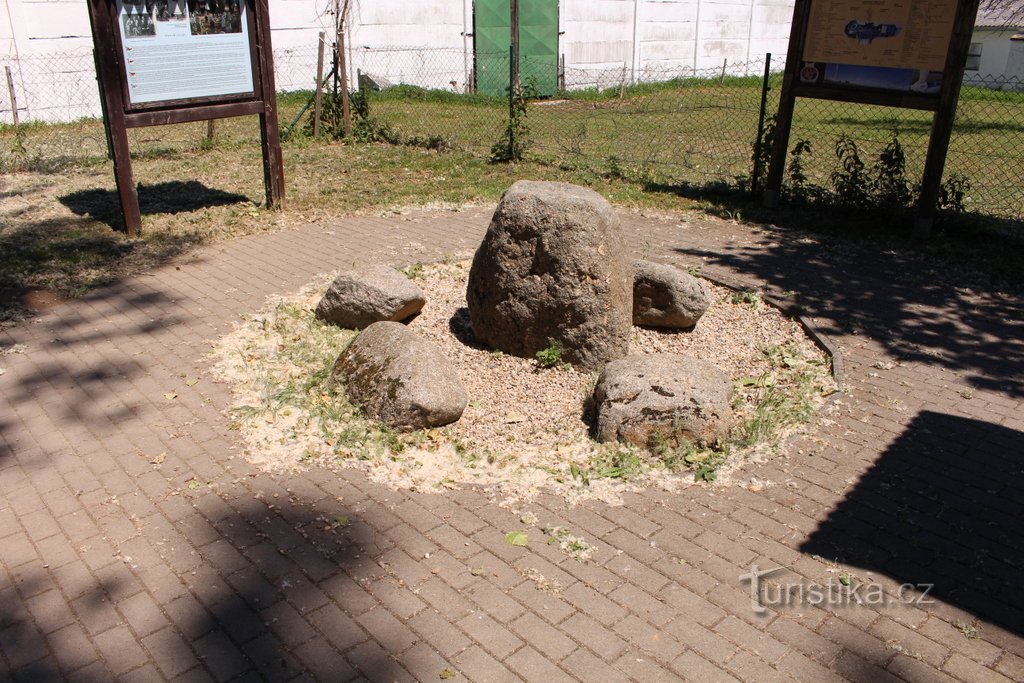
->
[332, 321, 467, 431]
[592, 354, 733, 447]
[633, 260, 711, 329]
[316, 265, 425, 330]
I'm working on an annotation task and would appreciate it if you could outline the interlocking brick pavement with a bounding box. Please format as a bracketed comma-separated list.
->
[1, 205, 1022, 681]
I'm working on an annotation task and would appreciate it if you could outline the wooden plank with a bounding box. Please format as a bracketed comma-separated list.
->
[87, 0, 141, 237]
[125, 92, 256, 113]
[337, 7, 352, 137]
[914, 0, 982, 237]
[313, 31, 326, 137]
[510, 0, 521, 93]
[4, 66, 19, 126]
[792, 84, 940, 112]
[124, 100, 263, 128]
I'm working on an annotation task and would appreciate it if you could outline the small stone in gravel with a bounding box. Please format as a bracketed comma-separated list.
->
[332, 321, 467, 431]
[315, 264, 425, 329]
[633, 260, 710, 329]
[592, 354, 732, 447]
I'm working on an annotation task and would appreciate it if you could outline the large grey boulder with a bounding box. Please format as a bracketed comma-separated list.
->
[633, 260, 711, 329]
[593, 354, 732, 447]
[332, 322, 467, 431]
[316, 265, 425, 330]
[466, 180, 631, 369]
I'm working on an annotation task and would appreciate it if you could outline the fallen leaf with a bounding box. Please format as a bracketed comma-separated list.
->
[439, 669, 457, 680]
[151, 452, 166, 465]
[504, 531, 529, 547]
[164, 392, 178, 401]
[185, 378, 200, 387]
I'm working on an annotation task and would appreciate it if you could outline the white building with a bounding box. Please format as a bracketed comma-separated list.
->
[967, 4, 1024, 85]
[1, 0, 795, 123]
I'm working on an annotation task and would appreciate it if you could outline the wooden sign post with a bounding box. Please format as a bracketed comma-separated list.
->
[86, 0, 284, 237]
[765, 0, 981, 237]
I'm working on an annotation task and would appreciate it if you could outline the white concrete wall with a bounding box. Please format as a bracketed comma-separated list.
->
[1, 0, 797, 122]
[964, 29, 1018, 84]
[562, 0, 791, 88]
[1006, 38, 1024, 89]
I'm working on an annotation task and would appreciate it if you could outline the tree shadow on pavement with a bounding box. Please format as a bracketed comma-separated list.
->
[671, 222, 1024, 398]
[0, 484, 419, 680]
[802, 411, 1024, 635]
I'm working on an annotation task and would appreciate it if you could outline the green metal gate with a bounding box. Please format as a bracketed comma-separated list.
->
[474, 0, 559, 98]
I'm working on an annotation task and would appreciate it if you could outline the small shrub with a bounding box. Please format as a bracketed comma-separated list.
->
[729, 289, 762, 307]
[534, 340, 563, 368]
[938, 172, 971, 213]
[786, 139, 813, 198]
[871, 131, 912, 209]
[748, 115, 776, 192]
[405, 134, 453, 152]
[831, 135, 871, 209]
[491, 80, 536, 163]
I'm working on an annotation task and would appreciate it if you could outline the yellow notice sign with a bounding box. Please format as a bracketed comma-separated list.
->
[803, 0, 959, 71]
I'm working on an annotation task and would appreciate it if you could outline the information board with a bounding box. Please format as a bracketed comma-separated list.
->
[116, 0, 255, 106]
[87, 0, 284, 237]
[765, 0, 982, 236]
[804, 0, 958, 71]
[799, 0, 959, 96]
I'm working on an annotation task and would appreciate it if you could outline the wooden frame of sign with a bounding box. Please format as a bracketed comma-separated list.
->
[765, 0, 981, 236]
[86, 0, 284, 237]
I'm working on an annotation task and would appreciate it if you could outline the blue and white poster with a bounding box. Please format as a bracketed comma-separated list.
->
[117, 0, 255, 106]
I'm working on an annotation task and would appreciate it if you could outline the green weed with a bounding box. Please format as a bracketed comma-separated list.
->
[534, 340, 563, 368]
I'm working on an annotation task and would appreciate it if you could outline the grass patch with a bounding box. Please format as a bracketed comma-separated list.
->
[215, 292, 417, 471]
[574, 341, 834, 484]
[733, 343, 831, 448]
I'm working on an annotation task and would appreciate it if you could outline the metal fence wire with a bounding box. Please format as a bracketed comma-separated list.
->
[359, 48, 1023, 220]
[2, 44, 1023, 220]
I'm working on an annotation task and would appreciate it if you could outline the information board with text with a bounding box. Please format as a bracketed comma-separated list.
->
[799, 0, 958, 95]
[116, 0, 255, 106]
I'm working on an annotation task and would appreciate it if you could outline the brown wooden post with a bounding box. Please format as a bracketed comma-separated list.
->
[510, 0, 521, 94]
[254, 0, 285, 208]
[336, 1, 352, 137]
[87, 0, 142, 236]
[4, 66, 19, 126]
[763, 0, 810, 209]
[313, 31, 326, 137]
[206, 118, 216, 141]
[914, 0, 981, 238]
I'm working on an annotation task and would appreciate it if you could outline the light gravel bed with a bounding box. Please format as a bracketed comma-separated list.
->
[211, 259, 836, 505]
